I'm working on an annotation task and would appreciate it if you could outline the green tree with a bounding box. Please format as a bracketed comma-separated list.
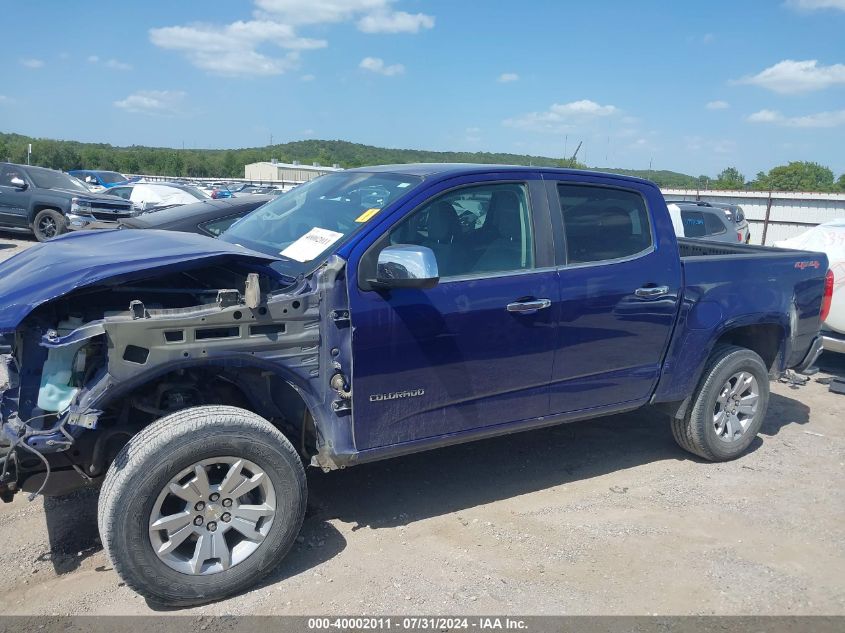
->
[713, 167, 745, 190]
[837, 173, 845, 192]
[760, 161, 835, 192]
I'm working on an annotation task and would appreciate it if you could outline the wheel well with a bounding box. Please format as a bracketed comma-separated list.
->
[30, 205, 63, 224]
[100, 366, 318, 460]
[713, 323, 784, 370]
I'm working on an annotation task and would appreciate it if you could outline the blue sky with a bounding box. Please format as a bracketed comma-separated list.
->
[2, 0, 845, 178]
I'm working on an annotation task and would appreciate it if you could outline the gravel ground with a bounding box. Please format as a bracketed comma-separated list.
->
[0, 230, 33, 263]
[0, 232, 843, 616]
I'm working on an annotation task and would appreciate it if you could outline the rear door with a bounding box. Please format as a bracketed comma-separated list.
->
[348, 173, 559, 450]
[545, 176, 682, 413]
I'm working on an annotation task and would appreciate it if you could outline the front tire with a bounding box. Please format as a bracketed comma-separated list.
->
[98, 406, 306, 606]
[32, 208, 67, 242]
[671, 345, 770, 461]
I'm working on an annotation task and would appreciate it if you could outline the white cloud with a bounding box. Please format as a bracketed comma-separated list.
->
[106, 59, 132, 70]
[359, 56, 405, 76]
[255, 0, 389, 24]
[300, 74, 315, 81]
[504, 100, 619, 133]
[20, 58, 44, 69]
[497, 72, 519, 83]
[747, 109, 782, 123]
[152, 2, 434, 76]
[358, 11, 434, 33]
[150, 19, 325, 76]
[88, 56, 132, 70]
[735, 59, 845, 94]
[255, 0, 433, 33]
[785, 0, 845, 11]
[706, 100, 730, 110]
[114, 90, 186, 116]
[684, 136, 736, 155]
[748, 108, 845, 127]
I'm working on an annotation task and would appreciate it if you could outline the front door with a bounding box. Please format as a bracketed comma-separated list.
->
[0, 166, 31, 228]
[348, 175, 558, 450]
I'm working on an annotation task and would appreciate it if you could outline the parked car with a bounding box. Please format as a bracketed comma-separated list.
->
[0, 165, 830, 605]
[0, 162, 136, 241]
[710, 201, 751, 243]
[775, 220, 844, 353]
[667, 202, 743, 243]
[104, 182, 209, 210]
[67, 169, 131, 191]
[666, 200, 751, 243]
[119, 196, 271, 237]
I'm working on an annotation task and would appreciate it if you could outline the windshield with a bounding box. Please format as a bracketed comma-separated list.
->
[99, 171, 126, 184]
[28, 167, 90, 192]
[182, 185, 209, 200]
[220, 171, 423, 276]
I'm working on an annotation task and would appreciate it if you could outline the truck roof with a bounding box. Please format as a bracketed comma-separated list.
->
[343, 163, 656, 187]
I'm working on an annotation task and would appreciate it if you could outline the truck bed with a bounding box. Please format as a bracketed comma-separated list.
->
[677, 238, 793, 259]
[653, 238, 828, 405]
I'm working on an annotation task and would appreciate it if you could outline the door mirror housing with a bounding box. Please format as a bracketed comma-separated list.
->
[9, 176, 27, 190]
[370, 244, 439, 290]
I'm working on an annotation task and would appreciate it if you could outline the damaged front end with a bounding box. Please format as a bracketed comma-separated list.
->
[0, 233, 356, 501]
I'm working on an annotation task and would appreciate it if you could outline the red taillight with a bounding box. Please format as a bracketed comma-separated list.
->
[737, 231, 743, 242]
[821, 269, 834, 323]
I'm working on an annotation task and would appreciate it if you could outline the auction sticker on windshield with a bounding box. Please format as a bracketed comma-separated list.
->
[355, 208, 381, 223]
[281, 227, 344, 262]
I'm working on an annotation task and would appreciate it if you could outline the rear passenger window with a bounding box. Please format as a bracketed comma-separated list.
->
[681, 211, 706, 237]
[389, 183, 534, 278]
[704, 211, 726, 235]
[557, 184, 652, 264]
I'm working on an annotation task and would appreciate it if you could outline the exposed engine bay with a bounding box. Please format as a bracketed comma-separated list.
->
[0, 255, 354, 501]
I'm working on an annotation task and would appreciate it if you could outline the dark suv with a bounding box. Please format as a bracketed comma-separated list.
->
[0, 163, 135, 241]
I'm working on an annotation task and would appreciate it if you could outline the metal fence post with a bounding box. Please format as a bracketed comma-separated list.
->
[761, 190, 773, 246]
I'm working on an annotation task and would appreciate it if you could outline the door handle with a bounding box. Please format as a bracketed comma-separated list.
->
[507, 298, 552, 313]
[634, 285, 669, 298]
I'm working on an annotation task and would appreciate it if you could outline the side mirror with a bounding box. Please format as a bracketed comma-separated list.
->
[370, 244, 439, 290]
[10, 176, 27, 190]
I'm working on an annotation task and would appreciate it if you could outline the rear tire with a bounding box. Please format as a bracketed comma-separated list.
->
[98, 406, 306, 606]
[32, 208, 66, 242]
[671, 345, 770, 461]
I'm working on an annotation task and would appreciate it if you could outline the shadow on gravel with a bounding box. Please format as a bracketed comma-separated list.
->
[41, 487, 101, 574]
[818, 351, 845, 379]
[760, 392, 810, 437]
[307, 407, 685, 533]
[0, 244, 16, 250]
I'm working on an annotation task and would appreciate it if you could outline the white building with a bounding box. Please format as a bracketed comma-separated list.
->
[244, 160, 342, 183]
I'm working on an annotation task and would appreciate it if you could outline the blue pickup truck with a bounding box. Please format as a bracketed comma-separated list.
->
[0, 165, 831, 605]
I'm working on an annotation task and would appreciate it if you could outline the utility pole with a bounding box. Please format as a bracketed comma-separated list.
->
[270, 134, 273, 147]
[26, 143, 31, 165]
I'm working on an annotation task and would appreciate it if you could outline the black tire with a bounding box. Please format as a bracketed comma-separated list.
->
[671, 345, 770, 461]
[98, 406, 306, 606]
[32, 208, 66, 242]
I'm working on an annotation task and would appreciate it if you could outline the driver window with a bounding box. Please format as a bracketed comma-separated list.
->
[0, 167, 23, 187]
[389, 183, 534, 278]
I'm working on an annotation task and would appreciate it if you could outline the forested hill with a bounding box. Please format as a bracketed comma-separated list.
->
[0, 132, 700, 188]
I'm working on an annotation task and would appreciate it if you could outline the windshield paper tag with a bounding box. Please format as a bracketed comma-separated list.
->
[280, 227, 344, 262]
[355, 208, 381, 223]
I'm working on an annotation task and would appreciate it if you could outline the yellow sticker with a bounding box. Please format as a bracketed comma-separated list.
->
[355, 208, 381, 223]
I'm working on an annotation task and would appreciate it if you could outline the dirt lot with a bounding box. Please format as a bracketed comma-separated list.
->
[0, 231, 843, 616]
